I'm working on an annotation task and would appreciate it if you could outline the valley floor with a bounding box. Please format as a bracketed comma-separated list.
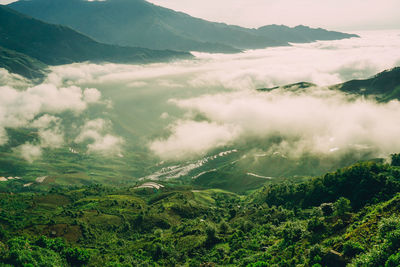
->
[2, 158, 400, 266]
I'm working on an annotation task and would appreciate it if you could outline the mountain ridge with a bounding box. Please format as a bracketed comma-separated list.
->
[258, 67, 400, 102]
[8, 0, 359, 53]
[0, 5, 191, 78]
[0, 46, 47, 80]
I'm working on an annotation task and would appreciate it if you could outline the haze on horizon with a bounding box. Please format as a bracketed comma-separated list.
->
[148, 0, 400, 31]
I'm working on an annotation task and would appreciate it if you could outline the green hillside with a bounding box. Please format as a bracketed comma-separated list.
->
[9, 0, 358, 53]
[0, 46, 47, 79]
[333, 67, 400, 101]
[2, 158, 400, 266]
[0, 5, 190, 68]
[258, 67, 400, 102]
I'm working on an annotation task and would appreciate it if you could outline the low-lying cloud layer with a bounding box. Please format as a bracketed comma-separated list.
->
[0, 69, 124, 162]
[75, 119, 125, 156]
[0, 83, 96, 144]
[150, 120, 240, 160]
[1, 30, 400, 164]
[47, 30, 400, 91]
[151, 87, 400, 160]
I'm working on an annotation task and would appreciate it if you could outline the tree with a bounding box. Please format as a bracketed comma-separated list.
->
[342, 241, 365, 257]
[64, 247, 90, 266]
[386, 252, 400, 267]
[391, 154, 400, 166]
[219, 221, 229, 234]
[320, 203, 334, 216]
[205, 225, 218, 248]
[333, 197, 351, 217]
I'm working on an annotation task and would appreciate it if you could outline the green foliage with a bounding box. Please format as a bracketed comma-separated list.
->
[256, 162, 400, 210]
[379, 216, 400, 238]
[307, 217, 326, 233]
[320, 203, 334, 216]
[218, 221, 230, 234]
[205, 225, 219, 248]
[35, 236, 66, 252]
[342, 241, 365, 257]
[281, 222, 307, 244]
[351, 244, 388, 267]
[391, 153, 400, 166]
[385, 252, 400, 267]
[1, 161, 400, 266]
[333, 197, 352, 217]
[4, 237, 65, 267]
[247, 261, 269, 267]
[64, 248, 90, 266]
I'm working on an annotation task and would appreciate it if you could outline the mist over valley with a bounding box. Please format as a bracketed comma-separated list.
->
[1, 1, 400, 266]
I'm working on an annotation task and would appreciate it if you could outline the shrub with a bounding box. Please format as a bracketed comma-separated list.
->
[342, 241, 365, 257]
[247, 261, 269, 267]
[390, 154, 400, 166]
[205, 225, 218, 247]
[378, 216, 400, 239]
[320, 203, 334, 216]
[351, 245, 388, 267]
[333, 197, 351, 217]
[308, 245, 325, 265]
[219, 221, 230, 234]
[282, 222, 306, 244]
[386, 229, 400, 250]
[307, 217, 326, 233]
[64, 247, 90, 266]
[386, 252, 400, 267]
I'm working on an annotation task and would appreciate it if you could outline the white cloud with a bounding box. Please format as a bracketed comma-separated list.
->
[27, 84, 89, 113]
[40, 31, 400, 163]
[75, 119, 124, 155]
[127, 81, 148, 88]
[0, 127, 7, 146]
[154, 87, 400, 160]
[47, 31, 400, 90]
[14, 143, 43, 163]
[83, 88, 102, 103]
[160, 112, 169, 119]
[150, 120, 240, 160]
[39, 128, 64, 148]
[87, 134, 124, 155]
[0, 84, 101, 130]
[0, 80, 105, 161]
[30, 114, 60, 129]
[75, 119, 109, 143]
[3, 31, 400, 165]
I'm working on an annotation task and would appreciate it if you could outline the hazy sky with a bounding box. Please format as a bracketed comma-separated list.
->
[147, 0, 400, 30]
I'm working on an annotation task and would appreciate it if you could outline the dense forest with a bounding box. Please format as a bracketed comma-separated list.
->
[2, 155, 400, 266]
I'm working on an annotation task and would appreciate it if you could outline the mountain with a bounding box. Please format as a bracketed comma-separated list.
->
[8, 0, 358, 53]
[258, 81, 317, 92]
[0, 46, 47, 79]
[258, 67, 400, 102]
[332, 67, 400, 101]
[0, 5, 190, 69]
[255, 24, 357, 43]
